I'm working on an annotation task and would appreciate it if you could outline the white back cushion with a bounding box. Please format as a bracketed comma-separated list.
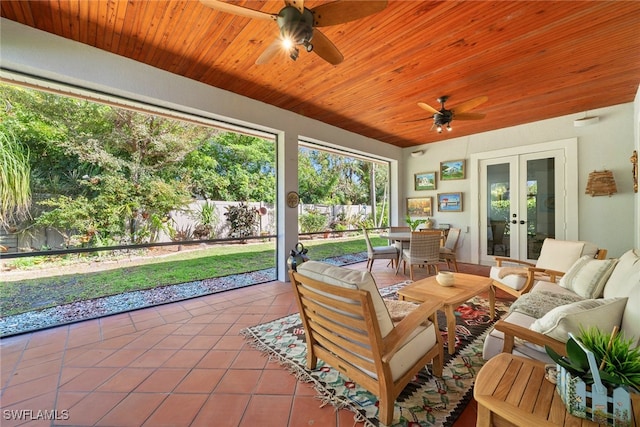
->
[296, 261, 394, 337]
[603, 249, 640, 298]
[621, 282, 640, 347]
[535, 239, 586, 272]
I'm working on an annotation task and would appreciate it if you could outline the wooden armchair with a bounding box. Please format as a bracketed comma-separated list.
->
[490, 238, 607, 298]
[290, 261, 444, 426]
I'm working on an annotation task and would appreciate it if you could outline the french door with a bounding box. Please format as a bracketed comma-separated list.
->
[472, 139, 578, 265]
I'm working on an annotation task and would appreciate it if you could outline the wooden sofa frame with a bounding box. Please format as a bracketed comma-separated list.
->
[492, 248, 608, 299]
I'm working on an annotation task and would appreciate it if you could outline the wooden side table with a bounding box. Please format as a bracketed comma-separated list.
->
[474, 353, 605, 426]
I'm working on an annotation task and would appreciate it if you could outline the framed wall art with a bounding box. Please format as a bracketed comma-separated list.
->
[407, 197, 433, 217]
[440, 159, 466, 180]
[437, 192, 462, 212]
[414, 171, 436, 191]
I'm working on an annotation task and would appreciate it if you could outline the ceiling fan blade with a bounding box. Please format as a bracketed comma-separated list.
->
[418, 102, 440, 115]
[285, 0, 304, 15]
[453, 112, 486, 120]
[311, 29, 343, 65]
[256, 38, 283, 65]
[199, 0, 276, 21]
[312, 0, 388, 27]
[451, 95, 488, 114]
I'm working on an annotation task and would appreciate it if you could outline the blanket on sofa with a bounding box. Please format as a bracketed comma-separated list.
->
[509, 290, 583, 319]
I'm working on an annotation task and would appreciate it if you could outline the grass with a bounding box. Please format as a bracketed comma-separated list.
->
[0, 235, 388, 317]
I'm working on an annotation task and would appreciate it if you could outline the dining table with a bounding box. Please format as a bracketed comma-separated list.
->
[379, 229, 448, 246]
[378, 231, 412, 243]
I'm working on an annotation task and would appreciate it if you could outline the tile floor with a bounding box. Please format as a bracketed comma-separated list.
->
[1, 260, 512, 427]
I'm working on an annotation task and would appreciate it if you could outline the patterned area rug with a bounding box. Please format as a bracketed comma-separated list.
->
[241, 282, 512, 427]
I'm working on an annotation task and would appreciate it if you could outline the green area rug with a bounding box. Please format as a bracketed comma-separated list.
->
[241, 283, 512, 426]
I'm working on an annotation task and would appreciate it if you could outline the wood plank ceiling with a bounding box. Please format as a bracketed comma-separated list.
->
[2, 1, 640, 148]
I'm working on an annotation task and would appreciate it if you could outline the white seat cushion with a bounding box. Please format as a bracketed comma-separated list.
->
[372, 245, 399, 255]
[490, 266, 527, 290]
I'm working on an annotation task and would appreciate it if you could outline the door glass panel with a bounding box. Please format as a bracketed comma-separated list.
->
[525, 158, 555, 259]
[486, 163, 510, 257]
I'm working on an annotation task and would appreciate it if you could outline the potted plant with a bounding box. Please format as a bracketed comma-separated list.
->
[546, 326, 640, 425]
[405, 214, 426, 231]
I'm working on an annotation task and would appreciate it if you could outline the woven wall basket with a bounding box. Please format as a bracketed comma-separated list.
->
[585, 170, 617, 196]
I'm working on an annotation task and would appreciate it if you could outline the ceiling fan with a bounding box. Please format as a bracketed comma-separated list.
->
[199, 0, 388, 65]
[418, 95, 488, 133]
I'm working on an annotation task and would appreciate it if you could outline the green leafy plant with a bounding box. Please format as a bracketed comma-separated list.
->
[193, 201, 217, 239]
[224, 202, 258, 240]
[299, 208, 328, 233]
[546, 326, 640, 391]
[405, 214, 426, 231]
[0, 131, 31, 227]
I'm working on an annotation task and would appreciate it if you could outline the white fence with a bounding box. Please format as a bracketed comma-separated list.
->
[1, 201, 371, 253]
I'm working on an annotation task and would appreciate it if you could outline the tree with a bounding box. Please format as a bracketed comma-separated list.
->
[178, 133, 275, 202]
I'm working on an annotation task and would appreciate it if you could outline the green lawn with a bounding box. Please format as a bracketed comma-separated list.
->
[0, 235, 388, 317]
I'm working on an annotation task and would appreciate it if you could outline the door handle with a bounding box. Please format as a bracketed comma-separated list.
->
[519, 220, 526, 224]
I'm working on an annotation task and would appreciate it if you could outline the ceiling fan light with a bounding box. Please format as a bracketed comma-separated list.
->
[436, 125, 443, 133]
[446, 124, 452, 131]
[282, 37, 294, 49]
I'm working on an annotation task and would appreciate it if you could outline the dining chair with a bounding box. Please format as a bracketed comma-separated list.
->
[439, 227, 461, 272]
[389, 226, 411, 250]
[363, 228, 399, 271]
[396, 232, 441, 280]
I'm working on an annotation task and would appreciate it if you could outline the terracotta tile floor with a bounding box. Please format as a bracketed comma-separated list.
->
[1, 260, 512, 426]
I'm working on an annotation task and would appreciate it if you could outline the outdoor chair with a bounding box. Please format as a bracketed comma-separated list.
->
[290, 261, 444, 426]
[363, 228, 399, 271]
[389, 226, 411, 251]
[439, 227, 461, 272]
[490, 238, 607, 298]
[396, 232, 441, 280]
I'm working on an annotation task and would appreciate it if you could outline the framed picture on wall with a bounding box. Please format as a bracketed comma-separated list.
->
[414, 171, 436, 191]
[407, 197, 433, 217]
[437, 192, 462, 212]
[440, 159, 465, 180]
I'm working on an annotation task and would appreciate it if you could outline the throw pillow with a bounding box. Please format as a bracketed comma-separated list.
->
[558, 255, 618, 298]
[530, 297, 627, 342]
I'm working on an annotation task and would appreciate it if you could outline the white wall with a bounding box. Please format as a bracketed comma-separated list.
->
[402, 102, 637, 260]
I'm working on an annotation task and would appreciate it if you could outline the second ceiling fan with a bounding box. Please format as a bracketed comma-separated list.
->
[200, 0, 388, 65]
[418, 95, 488, 133]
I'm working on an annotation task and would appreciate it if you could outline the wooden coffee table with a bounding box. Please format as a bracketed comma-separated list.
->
[397, 273, 494, 354]
[474, 353, 605, 426]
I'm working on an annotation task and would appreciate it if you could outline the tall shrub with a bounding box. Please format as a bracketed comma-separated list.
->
[224, 202, 258, 240]
[0, 131, 31, 228]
